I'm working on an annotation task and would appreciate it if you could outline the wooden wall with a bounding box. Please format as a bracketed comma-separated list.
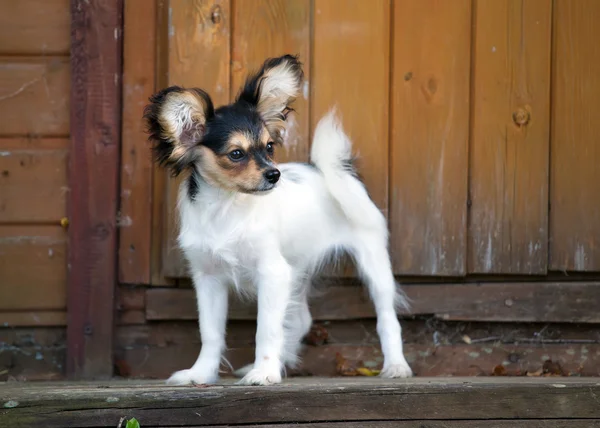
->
[0, 0, 70, 380]
[113, 0, 600, 380]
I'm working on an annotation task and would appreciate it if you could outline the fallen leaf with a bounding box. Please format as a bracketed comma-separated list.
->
[356, 367, 380, 376]
[526, 367, 543, 377]
[492, 365, 507, 376]
[335, 352, 358, 376]
[462, 335, 472, 344]
[305, 324, 329, 346]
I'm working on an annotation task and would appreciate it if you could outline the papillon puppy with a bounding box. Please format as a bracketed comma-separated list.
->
[144, 54, 413, 386]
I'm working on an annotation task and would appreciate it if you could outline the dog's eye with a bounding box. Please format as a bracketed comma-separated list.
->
[266, 142, 275, 156]
[228, 150, 245, 161]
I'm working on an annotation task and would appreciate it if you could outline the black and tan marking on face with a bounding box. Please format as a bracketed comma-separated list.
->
[197, 105, 281, 193]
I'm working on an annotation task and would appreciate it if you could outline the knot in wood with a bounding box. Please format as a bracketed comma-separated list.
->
[512, 107, 530, 127]
[211, 5, 222, 24]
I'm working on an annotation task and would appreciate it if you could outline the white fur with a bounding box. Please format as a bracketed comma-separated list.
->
[167, 111, 413, 386]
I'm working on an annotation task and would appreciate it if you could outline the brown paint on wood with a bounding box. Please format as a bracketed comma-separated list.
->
[115, 286, 146, 325]
[0, 57, 70, 136]
[312, 0, 390, 213]
[550, 0, 600, 272]
[67, 0, 122, 379]
[0, 226, 66, 311]
[161, 0, 231, 278]
[4, 378, 598, 426]
[0, 145, 68, 223]
[469, 0, 552, 274]
[0, 0, 70, 56]
[231, 0, 310, 163]
[118, 0, 156, 285]
[146, 281, 600, 323]
[0, 311, 67, 327]
[390, 0, 471, 276]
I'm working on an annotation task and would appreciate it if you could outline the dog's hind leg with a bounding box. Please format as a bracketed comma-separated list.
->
[350, 234, 413, 378]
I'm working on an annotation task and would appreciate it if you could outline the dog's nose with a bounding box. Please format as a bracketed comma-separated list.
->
[264, 169, 281, 184]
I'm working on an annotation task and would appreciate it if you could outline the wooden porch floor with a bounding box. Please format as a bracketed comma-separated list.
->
[2, 377, 600, 427]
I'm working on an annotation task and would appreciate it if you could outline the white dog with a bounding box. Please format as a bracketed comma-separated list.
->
[144, 54, 413, 385]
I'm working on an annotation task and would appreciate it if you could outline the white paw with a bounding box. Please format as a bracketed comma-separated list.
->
[237, 367, 282, 386]
[166, 368, 217, 386]
[380, 361, 413, 378]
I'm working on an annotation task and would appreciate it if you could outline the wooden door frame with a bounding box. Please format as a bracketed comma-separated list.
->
[67, 0, 123, 379]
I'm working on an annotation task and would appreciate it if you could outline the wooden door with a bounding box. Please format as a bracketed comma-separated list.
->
[119, 0, 600, 286]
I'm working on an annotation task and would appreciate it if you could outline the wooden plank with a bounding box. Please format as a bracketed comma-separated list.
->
[231, 0, 310, 163]
[2, 378, 599, 426]
[115, 286, 146, 325]
[469, 0, 552, 274]
[550, 0, 600, 271]
[173, 423, 600, 428]
[312, 0, 390, 213]
[146, 281, 600, 323]
[0, 57, 70, 136]
[0, 311, 67, 327]
[0, 327, 66, 381]
[162, 0, 231, 278]
[390, 0, 471, 275]
[0, 0, 70, 56]
[118, 0, 156, 285]
[0, 226, 66, 311]
[67, 0, 122, 379]
[0, 143, 68, 223]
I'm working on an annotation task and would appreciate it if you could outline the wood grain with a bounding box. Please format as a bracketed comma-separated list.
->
[67, 0, 122, 379]
[0, 311, 67, 327]
[0, 57, 70, 136]
[231, 0, 310, 163]
[469, 0, 551, 274]
[0, 226, 66, 311]
[0, 142, 68, 223]
[0, 0, 70, 56]
[145, 281, 600, 323]
[162, 0, 231, 278]
[550, 0, 600, 271]
[118, 0, 156, 285]
[312, 0, 391, 213]
[2, 378, 599, 426]
[390, 0, 471, 275]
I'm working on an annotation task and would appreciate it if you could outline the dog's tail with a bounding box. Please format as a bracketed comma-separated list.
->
[310, 108, 385, 232]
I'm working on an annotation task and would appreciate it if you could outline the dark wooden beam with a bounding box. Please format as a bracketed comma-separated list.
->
[1, 378, 599, 426]
[67, 0, 123, 379]
[146, 281, 600, 323]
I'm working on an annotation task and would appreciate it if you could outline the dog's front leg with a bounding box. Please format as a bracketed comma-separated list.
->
[166, 273, 228, 385]
[239, 254, 292, 386]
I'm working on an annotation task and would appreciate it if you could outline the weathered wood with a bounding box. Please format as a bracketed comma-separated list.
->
[0, 58, 70, 136]
[162, 0, 232, 278]
[118, 0, 156, 285]
[0, 0, 70, 55]
[0, 311, 66, 327]
[231, 0, 310, 163]
[0, 226, 66, 311]
[469, 0, 552, 274]
[2, 378, 599, 427]
[145, 282, 600, 323]
[390, 0, 471, 275]
[550, 0, 600, 271]
[67, 0, 122, 379]
[168, 423, 600, 428]
[0, 327, 65, 381]
[115, 286, 146, 325]
[312, 0, 390, 213]
[0, 143, 68, 223]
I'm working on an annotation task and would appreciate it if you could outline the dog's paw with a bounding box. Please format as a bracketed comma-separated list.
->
[166, 368, 217, 386]
[233, 363, 253, 378]
[237, 367, 282, 386]
[380, 361, 413, 378]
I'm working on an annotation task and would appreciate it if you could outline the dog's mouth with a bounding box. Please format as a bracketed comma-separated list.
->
[239, 182, 277, 195]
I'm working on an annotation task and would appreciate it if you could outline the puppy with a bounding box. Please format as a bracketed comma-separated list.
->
[144, 54, 413, 386]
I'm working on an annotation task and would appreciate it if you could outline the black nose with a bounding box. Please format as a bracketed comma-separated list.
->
[264, 169, 281, 184]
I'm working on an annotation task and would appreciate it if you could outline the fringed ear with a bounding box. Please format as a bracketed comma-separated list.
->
[144, 86, 214, 176]
[236, 54, 304, 143]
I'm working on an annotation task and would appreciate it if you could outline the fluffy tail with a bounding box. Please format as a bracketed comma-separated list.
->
[310, 109, 386, 231]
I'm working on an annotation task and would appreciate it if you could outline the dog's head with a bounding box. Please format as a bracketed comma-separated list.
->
[144, 54, 303, 194]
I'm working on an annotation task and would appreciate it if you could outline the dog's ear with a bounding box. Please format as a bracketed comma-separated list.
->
[237, 54, 303, 143]
[144, 86, 214, 175]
